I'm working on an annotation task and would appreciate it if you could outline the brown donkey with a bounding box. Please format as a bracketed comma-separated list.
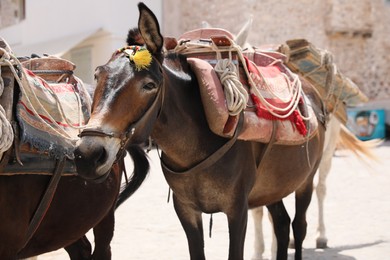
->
[74, 3, 330, 259]
[0, 40, 149, 259]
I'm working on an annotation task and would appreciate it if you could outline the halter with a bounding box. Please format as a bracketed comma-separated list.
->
[78, 80, 164, 159]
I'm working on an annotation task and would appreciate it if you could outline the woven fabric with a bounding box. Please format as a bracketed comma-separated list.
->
[17, 69, 90, 158]
[244, 56, 308, 136]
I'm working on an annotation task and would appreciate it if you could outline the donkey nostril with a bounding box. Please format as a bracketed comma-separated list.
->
[96, 147, 108, 165]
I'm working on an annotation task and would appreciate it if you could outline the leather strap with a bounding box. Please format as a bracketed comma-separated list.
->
[256, 120, 277, 172]
[161, 112, 244, 175]
[18, 156, 66, 254]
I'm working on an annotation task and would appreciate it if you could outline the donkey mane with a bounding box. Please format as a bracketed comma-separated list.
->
[126, 28, 144, 46]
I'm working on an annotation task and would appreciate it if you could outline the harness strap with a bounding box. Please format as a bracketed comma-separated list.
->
[18, 156, 66, 254]
[12, 121, 23, 165]
[160, 112, 244, 175]
[79, 129, 127, 139]
[256, 120, 277, 173]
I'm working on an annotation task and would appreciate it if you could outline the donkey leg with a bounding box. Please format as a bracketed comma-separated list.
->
[251, 207, 266, 260]
[292, 172, 316, 260]
[64, 235, 92, 260]
[316, 158, 330, 249]
[268, 210, 278, 260]
[91, 207, 115, 260]
[226, 203, 248, 260]
[173, 195, 205, 260]
[267, 201, 290, 260]
[316, 116, 340, 249]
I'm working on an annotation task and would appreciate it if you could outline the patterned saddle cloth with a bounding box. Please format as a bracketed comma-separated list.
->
[16, 56, 91, 159]
[177, 28, 318, 145]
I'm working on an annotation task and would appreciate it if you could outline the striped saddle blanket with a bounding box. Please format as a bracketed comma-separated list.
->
[16, 57, 91, 159]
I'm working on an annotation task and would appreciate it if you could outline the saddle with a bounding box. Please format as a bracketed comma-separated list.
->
[0, 45, 91, 175]
[0, 41, 94, 247]
[278, 38, 369, 124]
[175, 28, 319, 145]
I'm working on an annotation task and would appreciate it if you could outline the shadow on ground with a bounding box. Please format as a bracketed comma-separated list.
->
[298, 240, 386, 260]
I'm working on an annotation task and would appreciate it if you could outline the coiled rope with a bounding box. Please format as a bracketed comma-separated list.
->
[0, 50, 14, 154]
[214, 58, 248, 115]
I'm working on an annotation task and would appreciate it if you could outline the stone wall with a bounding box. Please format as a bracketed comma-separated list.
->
[0, 0, 20, 28]
[163, 0, 390, 101]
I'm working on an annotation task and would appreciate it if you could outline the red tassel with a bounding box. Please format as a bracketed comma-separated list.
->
[293, 110, 307, 136]
[250, 93, 308, 136]
[250, 93, 262, 117]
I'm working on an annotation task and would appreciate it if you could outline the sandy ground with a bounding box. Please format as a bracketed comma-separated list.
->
[38, 141, 390, 260]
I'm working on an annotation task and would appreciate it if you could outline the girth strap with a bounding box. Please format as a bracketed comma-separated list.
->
[256, 120, 277, 172]
[18, 156, 66, 254]
[161, 112, 244, 175]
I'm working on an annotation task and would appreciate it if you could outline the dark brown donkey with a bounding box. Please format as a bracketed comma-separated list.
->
[0, 40, 148, 259]
[74, 3, 328, 260]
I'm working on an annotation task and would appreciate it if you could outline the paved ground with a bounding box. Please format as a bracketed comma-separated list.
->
[39, 141, 390, 259]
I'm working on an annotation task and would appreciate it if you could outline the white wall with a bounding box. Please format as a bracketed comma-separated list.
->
[0, 0, 162, 83]
[1, 0, 162, 48]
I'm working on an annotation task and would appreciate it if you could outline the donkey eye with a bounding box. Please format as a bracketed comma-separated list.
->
[143, 82, 156, 91]
[94, 67, 102, 81]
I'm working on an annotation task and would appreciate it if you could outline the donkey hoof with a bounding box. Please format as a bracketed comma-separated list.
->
[288, 239, 295, 249]
[251, 257, 264, 260]
[316, 238, 328, 249]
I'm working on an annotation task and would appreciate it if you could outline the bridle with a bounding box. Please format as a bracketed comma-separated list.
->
[78, 75, 164, 160]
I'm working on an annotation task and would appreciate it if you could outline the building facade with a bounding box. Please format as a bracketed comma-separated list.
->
[163, 0, 390, 107]
[0, 0, 24, 28]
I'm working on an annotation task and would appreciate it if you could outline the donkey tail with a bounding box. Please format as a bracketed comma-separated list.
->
[116, 145, 150, 209]
[337, 123, 383, 162]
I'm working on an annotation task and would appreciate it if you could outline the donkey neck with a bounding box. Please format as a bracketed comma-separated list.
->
[151, 56, 227, 171]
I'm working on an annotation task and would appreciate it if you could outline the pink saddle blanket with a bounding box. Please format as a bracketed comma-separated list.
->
[188, 57, 319, 145]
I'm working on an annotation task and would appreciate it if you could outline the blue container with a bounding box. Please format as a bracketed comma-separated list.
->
[347, 109, 386, 140]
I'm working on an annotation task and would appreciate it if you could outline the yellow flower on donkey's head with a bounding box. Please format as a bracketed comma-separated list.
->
[123, 47, 152, 71]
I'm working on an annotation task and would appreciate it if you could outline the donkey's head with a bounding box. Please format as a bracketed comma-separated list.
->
[74, 3, 164, 182]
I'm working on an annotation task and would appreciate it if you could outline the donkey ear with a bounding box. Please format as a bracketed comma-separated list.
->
[138, 2, 163, 55]
[234, 15, 253, 48]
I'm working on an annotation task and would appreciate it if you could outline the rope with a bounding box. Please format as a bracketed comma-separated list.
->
[236, 49, 303, 119]
[214, 59, 248, 115]
[29, 69, 73, 75]
[45, 75, 87, 131]
[0, 52, 15, 154]
[0, 64, 4, 96]
[0, 104, 13, 153]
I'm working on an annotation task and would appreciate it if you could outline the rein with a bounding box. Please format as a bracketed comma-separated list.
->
[160, 112, 244, 175]
[18, 156, 66, 254]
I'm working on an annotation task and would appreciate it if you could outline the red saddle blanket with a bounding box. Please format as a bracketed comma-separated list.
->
[176, 28, 319, 144]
